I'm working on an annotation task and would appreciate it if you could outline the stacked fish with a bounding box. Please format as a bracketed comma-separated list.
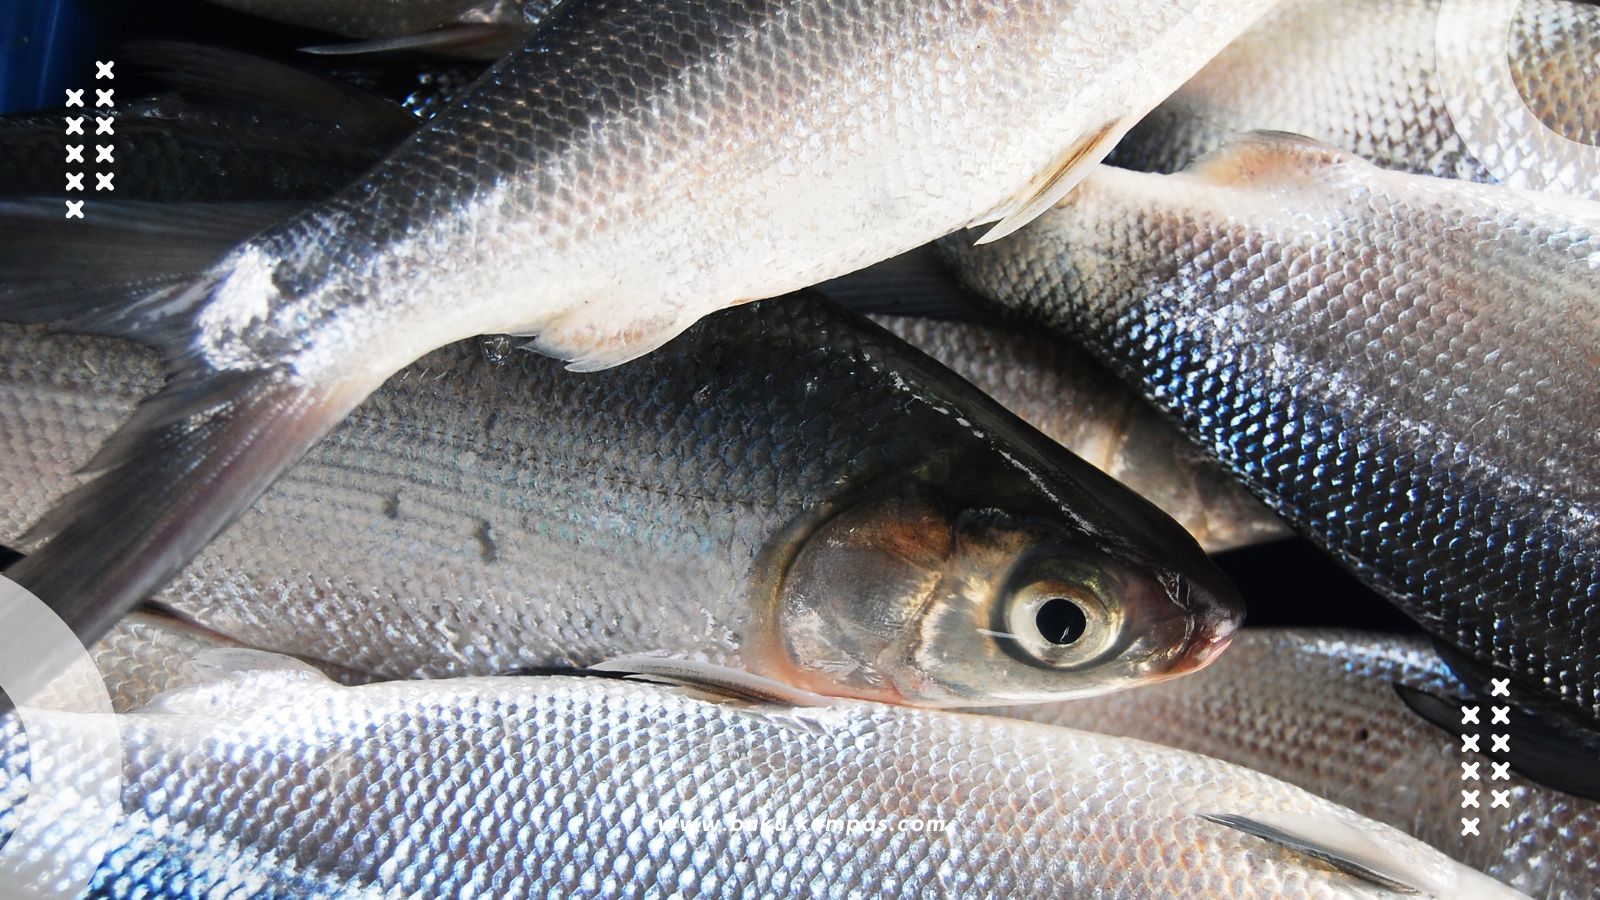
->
[0, 0, 1595, 896]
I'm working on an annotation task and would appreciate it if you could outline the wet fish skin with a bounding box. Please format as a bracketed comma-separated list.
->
[0, 0, 1276, 682]
[941, 134, 1600, 728]
[992, 629, 1600, 899]
[1112, 0, 1600, 200]
[0, 663, 1525, 897]
[204, 0, 562, 39]
[0, 294, 1242, 705]
[873, 315, 1289, 553]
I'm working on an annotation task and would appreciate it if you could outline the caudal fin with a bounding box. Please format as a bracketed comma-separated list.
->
[0, 205, 370, 689]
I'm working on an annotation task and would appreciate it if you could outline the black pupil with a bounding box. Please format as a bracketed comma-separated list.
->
[1036, 597, 1088, 646]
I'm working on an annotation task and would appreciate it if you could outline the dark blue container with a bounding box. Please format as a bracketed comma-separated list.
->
[0, 0, 102, 115]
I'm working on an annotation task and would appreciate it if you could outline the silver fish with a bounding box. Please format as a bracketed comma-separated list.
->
[940, 134, 1600, 756]
[0, 657, 1526, 898]
[1111, 0, 1600, 200]
[873, 314, 1289, 553]
[0, 293, 1243, 705]
[203, 0, 565, 57]
[993, 630, 1600, 899]
[0, 0, 1277, 680]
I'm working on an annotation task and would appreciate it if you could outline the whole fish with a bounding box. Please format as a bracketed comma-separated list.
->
[993, 630, 1600, 899]
[873, 315, 1289, 553]
[0, 658, 1526, 898]
[940, 133, 1600, 778]
[1112, 0, 1600, 200]
[0, 0, 1277, 680]
[0, 292, 1243, 705]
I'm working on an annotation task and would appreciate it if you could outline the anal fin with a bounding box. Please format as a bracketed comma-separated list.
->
[975, 115, 1133, 245]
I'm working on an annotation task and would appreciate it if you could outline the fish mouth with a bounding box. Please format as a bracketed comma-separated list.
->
[1164, 572, 1245, 677]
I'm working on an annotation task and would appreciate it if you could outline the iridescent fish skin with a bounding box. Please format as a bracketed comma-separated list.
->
[1112, 0, 1600, 200]
[0, 0, 1277, 675]
[942, 134, 1600, 727]
[0, 664, 1525, 898]
[0, 295, 1242, 706]
[202, 0, 562, 39]
[874, 315, 1288, 553]
[992, 630, 1600, 899]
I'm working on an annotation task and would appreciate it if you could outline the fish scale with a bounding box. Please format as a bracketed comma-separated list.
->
[0, 665, 1524, 897]
[942, 135, 1600, 726]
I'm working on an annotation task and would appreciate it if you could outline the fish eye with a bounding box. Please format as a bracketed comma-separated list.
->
[1001, 577, 1119, 668]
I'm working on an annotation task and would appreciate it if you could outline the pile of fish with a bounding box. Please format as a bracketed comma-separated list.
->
[0, 0, 1596, 896]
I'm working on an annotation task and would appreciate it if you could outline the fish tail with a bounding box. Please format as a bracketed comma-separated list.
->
[0, 203, 362, 688]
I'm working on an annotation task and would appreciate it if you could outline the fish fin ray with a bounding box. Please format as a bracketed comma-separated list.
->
[300, 24, 526, 61]
[0, 200, 290, 326]
[1197, 812, 1425, 895]
[1396, 682, 1600, 802]
[524, 306, 698, 372]
[589, 655, 836, 709]
[976, 117, 1130, 245]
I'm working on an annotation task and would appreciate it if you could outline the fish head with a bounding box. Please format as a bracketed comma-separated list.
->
[758, 438, 1243, 708]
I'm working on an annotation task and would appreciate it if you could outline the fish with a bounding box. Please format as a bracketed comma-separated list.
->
[871, 314, 1289, 553]
[0, 0, 1277, 681]
[990, 629, 1600, 899]
[0, 291, 1244, 705]
[0, 653, 1528, 898]
[1110, 0, 1600, 201]
[204, 0, 566, 57]
[939, 133, 1600, 790]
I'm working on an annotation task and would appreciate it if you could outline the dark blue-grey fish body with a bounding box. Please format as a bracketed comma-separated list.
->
[942, 134, 1600, 758]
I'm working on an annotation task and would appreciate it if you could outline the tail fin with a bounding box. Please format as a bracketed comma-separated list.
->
[0, 205, 371, 687]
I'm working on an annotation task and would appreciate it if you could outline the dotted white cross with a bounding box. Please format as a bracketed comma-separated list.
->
[65, 89, 83, 107]
[65, 117, 84, 135]
[65, 145, 83, 163]
[64, 200, 83, 219]
[1461, 762, 1479, 780]
[1490, 678, 1510, 697]
[1461, 789, 1479, 808]
[1490, 734, 1509, 753]
[1491, 762, 1511, 780]
[95, 144, 113, 163]
[95, 117, 114, 136]
[65, 172, 83, 191]
[1491, 790, 1511, 809]
[94, 89, 114, 107]
[1460, 705, 1479, 725]
[95, 60, 115, 79]
[1491, 706, 1510, 724]
[1460, 818, 1480, 836]
[95, 173, 114, 191]
[1461, 734, 1480, 753]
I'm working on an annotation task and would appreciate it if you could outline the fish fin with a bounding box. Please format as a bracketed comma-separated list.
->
[1396, 681, 1600, 802]
[589, 655, 837, 709]
[1183, 131, 1368, 185]
[301, 23, 527, 61]
[523, 306, 696, 372]
[0, 199, 291, 322]
[122, 41, 419, 138]
[813, 245, 999, 321]
[975, 117, 1130, 245]
[0, 361, 362, 661]
[1198, 812, 1427, 895]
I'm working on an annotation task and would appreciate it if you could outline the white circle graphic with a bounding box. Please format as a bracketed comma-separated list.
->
[0, 575, 121, 899]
